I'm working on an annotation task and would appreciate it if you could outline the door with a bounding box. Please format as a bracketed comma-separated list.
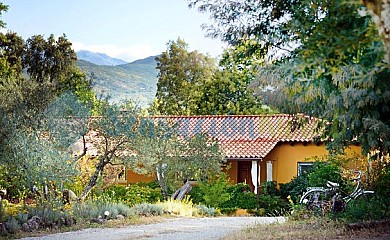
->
[238, 161, 254, 191]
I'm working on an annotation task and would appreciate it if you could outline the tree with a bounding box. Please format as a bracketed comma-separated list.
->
[155, 38, 215, 115]
[189, 0, 390, 154]
[362, 0, 390, 63]
[77, 102, 155, 200]
[0, 2, 7, 29]
[197, 42, 274, 115]
[0, 92, 89, 200]
[154, 38, 271, 115]
[0, 32, 24, 74]
[130, 122, 225, 198]
[0, 6, 98, 199]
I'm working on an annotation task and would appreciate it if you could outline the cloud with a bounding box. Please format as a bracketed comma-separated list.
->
[72, 42, 158, 62]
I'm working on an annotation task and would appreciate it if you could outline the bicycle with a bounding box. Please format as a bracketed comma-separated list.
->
[299, 170, 374, 215]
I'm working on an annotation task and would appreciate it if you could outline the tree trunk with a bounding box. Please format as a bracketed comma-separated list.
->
[171, 181, 192, 200]
[363, 0, 390, 63]
[78, 160, 106, 201]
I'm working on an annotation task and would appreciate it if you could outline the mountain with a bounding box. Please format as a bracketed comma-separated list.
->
[77, 50, 128, 66]
[76, 55, 158, 106]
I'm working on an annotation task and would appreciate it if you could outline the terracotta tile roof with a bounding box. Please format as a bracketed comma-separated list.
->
[153, 114, 322, 159]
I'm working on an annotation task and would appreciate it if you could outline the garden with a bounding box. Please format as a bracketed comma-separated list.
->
[1, 151, 390, 238]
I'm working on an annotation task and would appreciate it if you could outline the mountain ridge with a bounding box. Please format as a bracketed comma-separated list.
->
[76, 53, 158, 106]
[77, 50, 128, 66]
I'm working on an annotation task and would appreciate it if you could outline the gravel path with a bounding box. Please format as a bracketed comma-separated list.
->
[22, 216, 286, 240]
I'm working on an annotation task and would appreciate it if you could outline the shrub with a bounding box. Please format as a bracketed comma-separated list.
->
[280, 161, 345, 203]
[341, 196, 384, 221]
[342, 164, 390, 221]
[197, 174, 232, 208]
[307, 162, 343, 188]
[280, 174, 309, 203]
[259, 194, 289, 216]
[261, 181, 280, 196]
[72, 201, 101, 220]
[220, 183, 258, 210]
[371, 165, 390, 211]
[27, 200, 74, 227]
[72, 200, 132, 220]
[115, 202, 132, 217]
[15, 212, 29, 224]
[196, 204, 217, 217]
[157, 197, 197, 216]
[287, 195, 312, 220]
[130, 203, 163, 217]
[4, 217, 21, 234]
[102, 182, 163, 206]
[246, 208, 265, 216]
[188, 186, 203, 204]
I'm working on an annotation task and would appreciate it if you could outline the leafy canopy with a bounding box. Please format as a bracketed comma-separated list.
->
[154, 38, 272, 115]
[189, 0, 390, 154]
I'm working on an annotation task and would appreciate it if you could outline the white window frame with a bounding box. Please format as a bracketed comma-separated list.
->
[297, 162, 313, 176]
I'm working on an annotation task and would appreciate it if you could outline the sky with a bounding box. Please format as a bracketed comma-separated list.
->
[1, 0, 226, 62]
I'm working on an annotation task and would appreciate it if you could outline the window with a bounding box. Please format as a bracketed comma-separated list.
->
[298, 162, 313, 176]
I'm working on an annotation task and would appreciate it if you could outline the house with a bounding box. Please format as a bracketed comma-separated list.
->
[125, 114, 361, 193]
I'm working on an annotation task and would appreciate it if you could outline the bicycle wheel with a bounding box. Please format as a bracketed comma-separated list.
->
[350, 191, 375, 206]
[346, 191, 376, 219]
[300, 189, 328, 215]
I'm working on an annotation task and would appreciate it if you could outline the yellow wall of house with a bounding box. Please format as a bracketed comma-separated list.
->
[264, 142, 327, 184]
[124, 143, 362, 185]
[263, 142, 362, 184]
[126, 170, 155, 184]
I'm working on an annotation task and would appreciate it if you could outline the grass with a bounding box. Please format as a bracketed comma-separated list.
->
[222, 218, 390, 240]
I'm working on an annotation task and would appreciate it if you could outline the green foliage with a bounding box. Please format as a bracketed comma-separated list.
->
[115, 202, 133, 217]
[195, 174, 232, 208]
[343, 165, 390, 220]
[102, 183, 163, 206]
[0, 3, 8, 28]
[196, 204, 217, 217]
[188, 186, 203, 204]
[132, 128, 225, 197]
[198, 63, 272, 115]
[155, 38, 215, 115]
[280, 174, 310, 203]
[130, 203, 163, 217]
[307, 162, 343, 188]
[155, 38, 272, 115]
[4, 217, 21, 234]
[72, 200, 132, 220]
[341, 195, 385, 222]
[0, 92, 89, 199]
[26, 199, 75, 227]
[260, 181, 280, 196]
[0, 29, 96, 200]
[220, 183, 258, 210]
[258, 181, 289, 216]
[287, 195, 311, 221]
[259, 194, 289, 216]
[165, 134, 225, 188]
[189, 0, 390, 154]
[78, 102, 160, 200]
[196, 41, 275, 115]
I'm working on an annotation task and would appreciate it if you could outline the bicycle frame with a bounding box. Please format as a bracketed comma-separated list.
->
[342, 176, 374, 203]
[300, 170, 374, 207]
